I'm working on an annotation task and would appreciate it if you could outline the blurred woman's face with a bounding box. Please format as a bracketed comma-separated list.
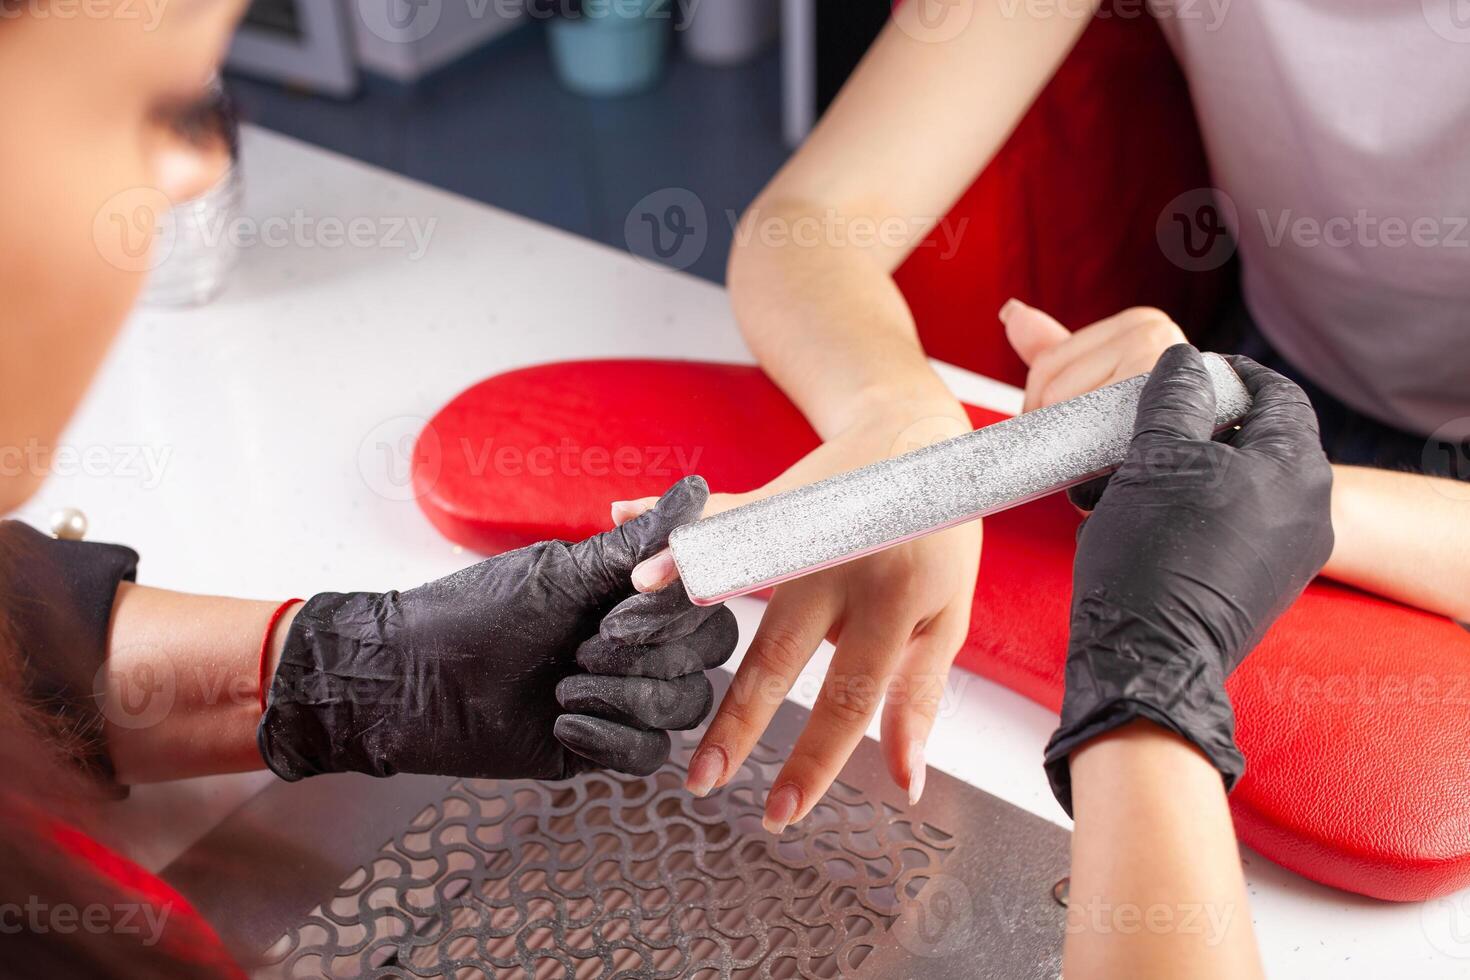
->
[0, 0, 245, 512]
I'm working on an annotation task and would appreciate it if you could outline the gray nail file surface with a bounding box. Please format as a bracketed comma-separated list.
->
[671, 354, 1252, 605]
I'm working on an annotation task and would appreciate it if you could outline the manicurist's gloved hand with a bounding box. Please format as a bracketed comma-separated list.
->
[258, 476, 737, 782]
[1044, 345, 1334, 814]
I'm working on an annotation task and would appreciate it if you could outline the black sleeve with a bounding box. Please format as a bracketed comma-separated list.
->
[0, 520, 138, 793]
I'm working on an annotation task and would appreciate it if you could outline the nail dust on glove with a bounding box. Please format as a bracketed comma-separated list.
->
[1044, 346, 1334, 814]
[258, 476, 737, 782]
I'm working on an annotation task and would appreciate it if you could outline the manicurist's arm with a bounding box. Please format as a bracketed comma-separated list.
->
[1046, 347, 1334, 979]
[1065, 722, 1264, 980]
[103, 585, 300, 782]
[94, 479, 738, 786]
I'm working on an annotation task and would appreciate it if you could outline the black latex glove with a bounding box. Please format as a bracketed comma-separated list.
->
[1043, 346, 1334, 815]
[258, 476, 737, 782]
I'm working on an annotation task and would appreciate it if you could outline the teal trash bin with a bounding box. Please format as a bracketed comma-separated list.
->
[547, 0, 672, 97]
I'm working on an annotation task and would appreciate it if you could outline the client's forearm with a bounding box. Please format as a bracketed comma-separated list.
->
[728, 201, 965, 440]
[103, 583, 297, 783]
[1063, 721, 1264, 980]
[1324, 465, 1470, 622]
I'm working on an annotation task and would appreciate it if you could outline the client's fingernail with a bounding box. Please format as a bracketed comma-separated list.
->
[611, 499, 653, 527]
[763, 784, 801, 835]
[907, 741, 927, 806]
[999, 298, 1024, 323]
[686, 746, 726, 798]
[631, 550, 677, 593]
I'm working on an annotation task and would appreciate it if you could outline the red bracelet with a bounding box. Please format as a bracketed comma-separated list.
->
[258, 598, 303, 714]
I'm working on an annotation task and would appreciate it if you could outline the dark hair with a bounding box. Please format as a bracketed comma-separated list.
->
[0, 571, 228, 978]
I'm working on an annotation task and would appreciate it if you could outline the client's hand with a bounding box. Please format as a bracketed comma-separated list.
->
[257, 477, 738, 782]
[1044, 345, 1334, 813]
[618, 409, 981, 834]
[1000, 299, 1188, 412]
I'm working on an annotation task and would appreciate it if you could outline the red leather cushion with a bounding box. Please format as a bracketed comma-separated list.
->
[415, 359, 1470, 902]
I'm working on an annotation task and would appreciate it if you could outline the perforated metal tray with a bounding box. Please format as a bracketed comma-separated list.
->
[165, 672, 1070, 979]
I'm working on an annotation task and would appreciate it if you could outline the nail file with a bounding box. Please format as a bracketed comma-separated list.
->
[670, 354, 1252, 606]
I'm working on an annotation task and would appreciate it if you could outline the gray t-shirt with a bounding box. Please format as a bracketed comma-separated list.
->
[1153, 0, 1469, 440]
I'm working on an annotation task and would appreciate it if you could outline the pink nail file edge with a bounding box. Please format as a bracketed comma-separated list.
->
[669, 354, 1253, 606]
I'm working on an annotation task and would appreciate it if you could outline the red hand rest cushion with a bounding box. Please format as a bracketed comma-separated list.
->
[414, 359, 1470, 903]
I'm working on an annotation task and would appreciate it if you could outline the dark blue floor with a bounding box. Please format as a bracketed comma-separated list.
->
[227, 25, 791, 284]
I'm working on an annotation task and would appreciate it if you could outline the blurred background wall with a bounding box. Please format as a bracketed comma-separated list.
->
[224, 0, 889, 283]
